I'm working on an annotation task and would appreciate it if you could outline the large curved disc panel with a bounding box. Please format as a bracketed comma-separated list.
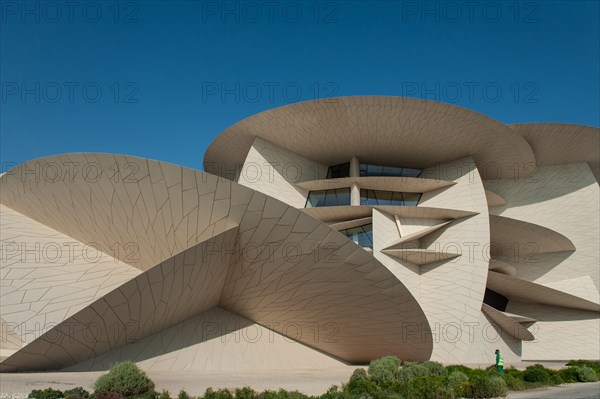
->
[204, 96, 535, 180]
[0, 154, 433, 370]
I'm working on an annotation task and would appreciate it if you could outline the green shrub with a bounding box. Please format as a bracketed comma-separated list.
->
[404, 376, 454, 399]
[396, 364, 429, 385]
[446, 365, 487, 381]
[497, 365, 526, 390]
[523, 364, 552, 384]
[546, 369, 563, 385]
[445, 365, 471, 375]
[447, 371, 468, 397]
[368, 356, 401, 384]
[158, 390, 172, 399]
[94, 361, 155, 399]
[235, 387, 257, 399]
[281, 390, 309, 399]
[344, 368, 377, 394]
[203, 388, 235, 399]
[420, 361, 446, 377]
[567, 360, 600, 376]
[203, 388, 234, 399]
[28, 388, 64, 399]
[575, 366, 599, 382]
[467, 376, 508, 398]
[558, 367, 579, 383]
[319, 385, 348, 399]
[371, 392, 404, 399]
[502, 366, 523, 380]
[63, 387, 91, 399]
[502, 374, 526, 391]
[177, 390, 191, 399]
[260, 389, 309, 399]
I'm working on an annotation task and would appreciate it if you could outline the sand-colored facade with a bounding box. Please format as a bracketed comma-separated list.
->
[1, 97, 598, 371]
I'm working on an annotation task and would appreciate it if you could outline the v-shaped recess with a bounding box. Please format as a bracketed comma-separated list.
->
[376, 211, 472, 267]
[381, 248, 461, 265]
[383, 220, 453, 249]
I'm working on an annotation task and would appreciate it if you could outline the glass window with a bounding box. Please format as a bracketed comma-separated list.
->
[402, 192, 421, 206]
[382, 166, 403, 176]
[401, 168, 422, 178]
[305, 188, 351, 208]
[367, 164, 383, 176]
[360, 189, 421, 206]
[326, 163, 350, 179]
[340, 224, 373, 248]
[359, 163, 422, 177]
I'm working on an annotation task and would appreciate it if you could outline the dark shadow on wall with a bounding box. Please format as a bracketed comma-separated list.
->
[481, 313, 523, 359]
[507, 301, 600, 323]
[484, 163, 598, 207]
[63, 306, 348, 372]
[496, 252, 575, 282]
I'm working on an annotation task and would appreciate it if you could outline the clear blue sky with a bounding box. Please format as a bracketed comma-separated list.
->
[2, 1, 599, 171]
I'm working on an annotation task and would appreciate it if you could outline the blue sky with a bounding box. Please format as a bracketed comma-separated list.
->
[2, 0, 599, 171]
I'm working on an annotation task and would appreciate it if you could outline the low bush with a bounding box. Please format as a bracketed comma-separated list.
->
[575, 366, 599, 382]
[446, 365, 487, 381]
[567, 360, 600, 377]
[502, 366, 523, 380]
[158, 390, 171, 399]
[64, 387, 92, 399]
[467, 376, 508, 399]
[558, 366, 579, 383]
[344, 368, 376, 394]
[94, 361, 156, 399]
[420, 361, 446, 377]
[28, 388, 64, 399]
[177, 390, 191, 399]
[447, 371, 468, 397]
[522, 364, 552, 384]
[444, 365, 471, 375]
[502, 374, 526, 391]
[28, 388, 92, 399]
[235, 387, 258, 399]
[203, 388, 234, 399]
[319, 385, 351, 399]
[403, 376, 453, 399]
[547, 369, 563, 385]
[396, 364, 429, 385]
[259, 389, 309, 399]
[368, 356, 401, 384]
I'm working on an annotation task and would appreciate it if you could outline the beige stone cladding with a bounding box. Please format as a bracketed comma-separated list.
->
[237, 137, 327, 208]
[1, 97, 599, 370]
[0, 153, 431, 371]
[485, 162, 599, 361]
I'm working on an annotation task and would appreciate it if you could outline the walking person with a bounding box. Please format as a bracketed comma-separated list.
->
[495, 349, 504, 373]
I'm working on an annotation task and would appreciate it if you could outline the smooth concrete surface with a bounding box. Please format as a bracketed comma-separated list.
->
[507, 382, 600, 399]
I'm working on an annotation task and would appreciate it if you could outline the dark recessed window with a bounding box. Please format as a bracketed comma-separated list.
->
[483, 288, 509, 311]
[359, 163, 422, 178]
[305, 188, 351, 208]
[360, 189, 422, 206]
[339, 224, 373, 248]
[326, 163, 350, 179]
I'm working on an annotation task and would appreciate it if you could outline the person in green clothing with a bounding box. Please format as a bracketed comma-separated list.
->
[495, 349, 504, 373]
